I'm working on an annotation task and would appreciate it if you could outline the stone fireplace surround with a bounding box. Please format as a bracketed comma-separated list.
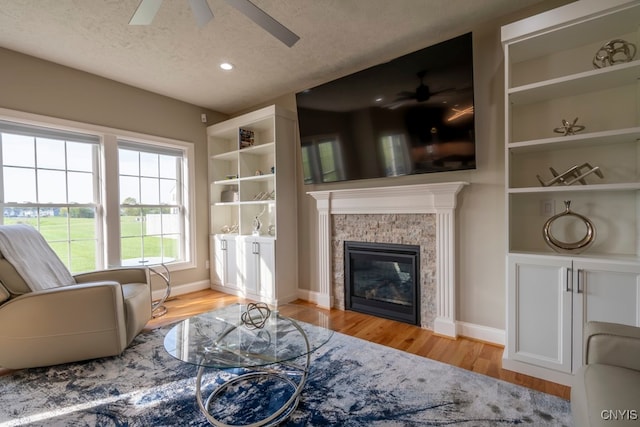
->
[308, 182, 468, 338]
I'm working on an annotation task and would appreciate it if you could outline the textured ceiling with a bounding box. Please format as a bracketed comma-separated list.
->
[0, 0, 553, 114]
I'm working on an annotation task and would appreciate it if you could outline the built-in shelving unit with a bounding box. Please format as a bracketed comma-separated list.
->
[502, 0, 640, 386]
[207, 105, 299, 305]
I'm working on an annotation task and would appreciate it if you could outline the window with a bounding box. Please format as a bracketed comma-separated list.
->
[118, 141, 186, 266]
[0, 115, 194, 274]
[0, 121, 100, 273]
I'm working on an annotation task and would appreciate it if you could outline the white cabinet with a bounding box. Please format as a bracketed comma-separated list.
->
[207, 105, 298, 305]
[507, 255, 573, 373]
[507, 254, 640, 383]
[238, 236, 275, 303]
[211, 234, 238, 291]
[502, 0, 640, 386]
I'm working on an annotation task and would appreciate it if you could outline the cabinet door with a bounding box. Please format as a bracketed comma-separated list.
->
[507, 255, 573, 373]
[238, 238, 258, 295]
[572, 260, 640, 370]
[255, 239, 275, 302]
[212, 235, 238, 289]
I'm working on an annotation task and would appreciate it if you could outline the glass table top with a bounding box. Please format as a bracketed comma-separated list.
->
[163, 303, 334, 369]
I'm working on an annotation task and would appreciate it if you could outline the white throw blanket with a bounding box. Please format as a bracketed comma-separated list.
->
[0, 224, 76, 291]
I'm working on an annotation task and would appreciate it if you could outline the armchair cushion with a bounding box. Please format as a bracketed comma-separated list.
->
[583, 321, 640, 372]
[572, 321, 640, 426]
[0, 250, 30, 297]
[0, 224, 75, 291]
[0, 282, 9, 304]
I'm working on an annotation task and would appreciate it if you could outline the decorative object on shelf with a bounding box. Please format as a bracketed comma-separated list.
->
[240, 302, 271, 329]
[225, 174, 237, 180]
[271, 166, 275, 174]
[553, 117, 585, 136]
[593, 39, 636, 69]
[253, 206, 266, 235]
[268, 224, 276, 236]
[252, 216, 262, 235]
[220, 224, 238, 234]
[543, 200, 596, 254]
[239, 128, 255, 149]
[255, 170, 263, 176]
[220, 188, 239, 202]
[252, 191, 275, 201]
[537, 163, 604, 187]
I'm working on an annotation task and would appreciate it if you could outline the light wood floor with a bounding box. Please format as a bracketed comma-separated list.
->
[146, 289, 571, 400]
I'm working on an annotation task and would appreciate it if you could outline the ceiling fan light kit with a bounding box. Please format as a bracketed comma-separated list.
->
[129, 0, 300, 47]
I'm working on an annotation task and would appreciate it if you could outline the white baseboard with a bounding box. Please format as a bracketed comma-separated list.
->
[456, 321, 505, 346]
[152, 280, 210, 301]
[297, 288, 321, 305]
[502, 357, 572, 387]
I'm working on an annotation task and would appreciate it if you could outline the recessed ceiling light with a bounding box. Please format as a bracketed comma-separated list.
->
[220, 62, 234, 71]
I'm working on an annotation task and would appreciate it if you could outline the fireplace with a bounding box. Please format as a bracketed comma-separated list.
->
[308, 181, 468, 337]
[345, 241, 420, 325]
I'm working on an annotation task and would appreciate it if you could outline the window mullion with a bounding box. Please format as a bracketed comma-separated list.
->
[102, 135, 121, 268]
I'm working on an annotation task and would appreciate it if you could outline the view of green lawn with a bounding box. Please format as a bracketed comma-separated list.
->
[4, 216, 176, 273]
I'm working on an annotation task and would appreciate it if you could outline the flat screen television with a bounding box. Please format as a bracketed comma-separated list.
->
[296, 32, 475, 184]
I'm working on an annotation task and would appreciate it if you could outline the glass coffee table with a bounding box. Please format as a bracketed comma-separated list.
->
[163, 303, 334, 426]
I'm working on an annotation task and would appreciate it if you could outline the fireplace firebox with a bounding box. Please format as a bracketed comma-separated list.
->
[345, 241, 420, 325]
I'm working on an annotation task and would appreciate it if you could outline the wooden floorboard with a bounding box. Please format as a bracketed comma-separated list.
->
[147, 289, 571, 400]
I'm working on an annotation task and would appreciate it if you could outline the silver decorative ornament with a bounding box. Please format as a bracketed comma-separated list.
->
[543, 200, 595, 254]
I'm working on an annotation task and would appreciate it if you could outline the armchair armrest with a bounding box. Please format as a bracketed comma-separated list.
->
[74, 267, 148, 285]
[584, 321, 640, 372]
[0, 282, 128, 369]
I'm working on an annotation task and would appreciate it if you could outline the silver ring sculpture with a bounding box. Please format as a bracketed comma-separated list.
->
[543, 200, 595, 253]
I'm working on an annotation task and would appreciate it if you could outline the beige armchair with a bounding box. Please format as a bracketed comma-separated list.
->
[0, 226, 151, 370]
[571, 321, 640, 426]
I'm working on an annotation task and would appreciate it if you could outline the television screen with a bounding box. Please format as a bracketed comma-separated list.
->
[296, 32, 475, 184]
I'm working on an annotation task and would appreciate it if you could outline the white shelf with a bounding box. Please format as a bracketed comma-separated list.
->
[508, 182, 640, 194]
[508, 60, 640, 105]
[503, 0, 640, 63]
[509, 127, 640, 152]
[239, 142, 275, 156]
[239, 173, 275, 183]
[508, 250, 640, 264]
[213, 174, 275, 186]
[239, 200, 275, 206]
[212, 151, 239, 161]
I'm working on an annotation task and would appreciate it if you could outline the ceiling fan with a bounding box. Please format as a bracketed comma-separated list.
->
[385, 70, 454, 110]
[129, 0, 300, 47]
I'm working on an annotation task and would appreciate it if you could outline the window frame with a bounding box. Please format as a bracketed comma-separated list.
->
[115, 138, 190, 268]
[0, 108, 196, 273]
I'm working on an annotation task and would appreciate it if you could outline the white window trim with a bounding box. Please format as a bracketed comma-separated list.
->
[0, 107, 197, 273]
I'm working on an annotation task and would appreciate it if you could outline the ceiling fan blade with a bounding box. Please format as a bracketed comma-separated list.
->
[224, 0, 300, 47]
[129, 0, 163, 25]
[189, 0, 214, 27]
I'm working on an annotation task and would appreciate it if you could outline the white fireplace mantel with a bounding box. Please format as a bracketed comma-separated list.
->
[308, 181, 468, 338]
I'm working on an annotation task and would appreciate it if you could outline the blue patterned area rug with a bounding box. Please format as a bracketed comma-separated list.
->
[0, 326, 572, 426]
